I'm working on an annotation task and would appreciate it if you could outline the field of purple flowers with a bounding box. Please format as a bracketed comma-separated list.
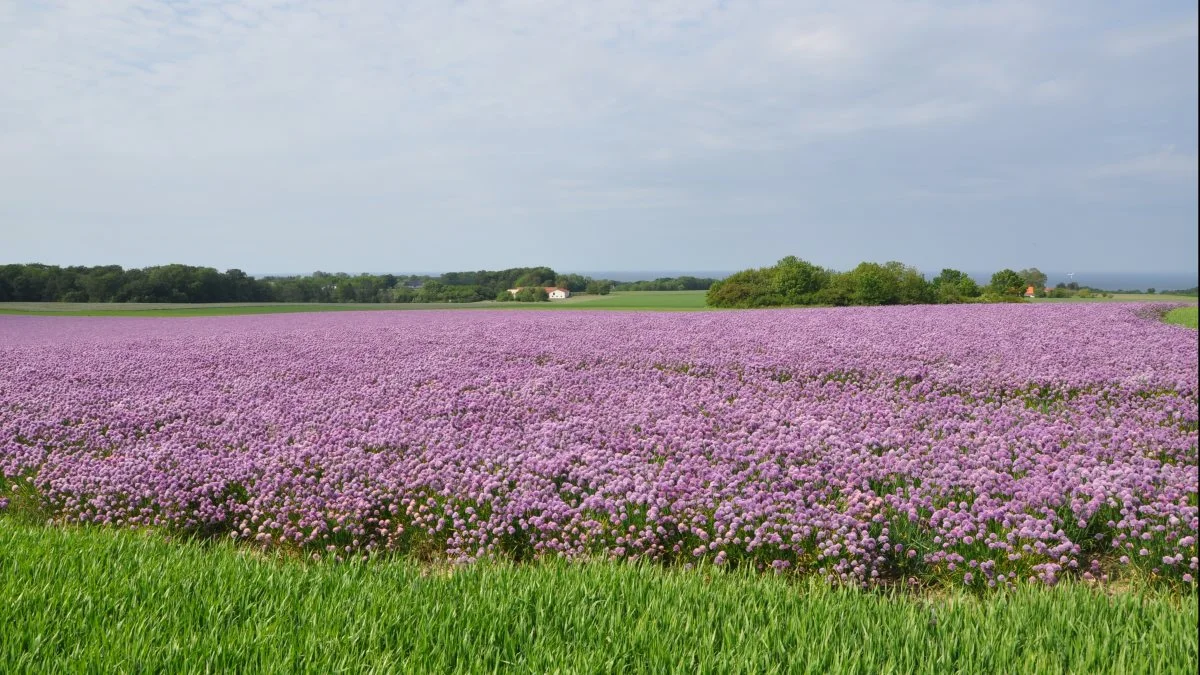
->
[1, 304, 1196, 589]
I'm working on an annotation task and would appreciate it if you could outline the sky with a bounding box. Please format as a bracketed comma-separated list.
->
[1, 1, 1197, 276]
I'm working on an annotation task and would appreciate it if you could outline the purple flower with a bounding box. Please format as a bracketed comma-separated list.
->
[0, 303, 1194, 587]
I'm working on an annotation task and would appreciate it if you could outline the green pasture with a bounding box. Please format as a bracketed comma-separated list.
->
[0, 291, 708, 317]
[1030, 293, 1198, 304]
[1, 519, 1195, 674]
[557, 290, 708, 309]
[1165, 306, 1198, 329]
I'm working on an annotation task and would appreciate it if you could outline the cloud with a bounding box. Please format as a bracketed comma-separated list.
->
[0, 1, 1196, 275]
[1108, 15, 1199, 55]
[1090, 148, 1199, 181]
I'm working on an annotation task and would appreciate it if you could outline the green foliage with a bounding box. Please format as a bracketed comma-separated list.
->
[1019, 268, 1048, 296]
[814, 271, 857, 307]
[931, 269, 981, 304]
[513, 267, 557, 288]
[512, 287, 550, 302]
[848, 262, 900, 305]
[551, 274, 589, 292]
[615, 276, 718, 291]
[0, 263, 271, 303]
[773, 256, 829, 304]
[0, 264, 717, 306]
[585, 280, 613, 295]
[888, 262, 935, 305]
[706, 268, 783, 308]
[2, 519, 1195, 674]
[989, 269, 1027, 297]
[1162, 287, 1199, 296]
[984, 293, 1028, 304]
[707, 258, 937, 308]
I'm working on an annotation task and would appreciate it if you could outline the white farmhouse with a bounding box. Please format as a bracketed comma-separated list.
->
[506, 287, 572, 299]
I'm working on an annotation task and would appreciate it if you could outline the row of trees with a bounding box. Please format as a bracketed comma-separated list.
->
[0, 264, 271, 303]
[496, 287, 550, 302]
[706, 258, 1055, 308]
[612, 276, 717, 291]
[0, 264, 708, 304]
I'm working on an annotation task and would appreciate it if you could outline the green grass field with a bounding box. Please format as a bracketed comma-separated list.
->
[1030, 293, 1199, 304]
[0, 291, 709, 317]
[1165, 306, 1199, 329]
[1, 519, 1194, 674]
[558, 290, 708, 310]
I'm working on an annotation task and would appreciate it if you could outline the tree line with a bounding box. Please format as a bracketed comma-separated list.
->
[705, 257, 1056, 308]
[0, 263, 718, 304]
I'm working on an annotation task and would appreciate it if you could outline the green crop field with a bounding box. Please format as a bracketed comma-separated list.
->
[1, 519, 1194, 674]
[1030, 293, 1199, 304]
[555, 290, 709, 310]
[1165, 306, 1199, 329]
[0, 292, 710, 317]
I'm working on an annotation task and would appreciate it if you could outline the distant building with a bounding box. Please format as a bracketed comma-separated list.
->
[1024, 286, 1036, 297]
[507, 287, 572, 299]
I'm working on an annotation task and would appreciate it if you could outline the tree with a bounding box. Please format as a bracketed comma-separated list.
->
[585, 280, 612, 295]
[1019, 268, 1047, 296]
[814, 272, 855, 306]
[848, 262, 900, 305]
[931, 268, 980, 303]
[989, 269, 1026, 297]
[705, 268, 778, 308]
[618, 276, 718, 291]
[417, 281, 447, 302]
[772, 256, 828, 304]
[513, 286, 549, 302]
[80, 265, 126, 302]
[885, 261, 933, 304]
[514, 267, 557, 288]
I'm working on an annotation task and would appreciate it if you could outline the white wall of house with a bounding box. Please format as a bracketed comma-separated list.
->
[508, 287, 570, 298]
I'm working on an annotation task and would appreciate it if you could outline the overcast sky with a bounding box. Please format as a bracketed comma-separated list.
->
[2, 1, 1197, 275]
